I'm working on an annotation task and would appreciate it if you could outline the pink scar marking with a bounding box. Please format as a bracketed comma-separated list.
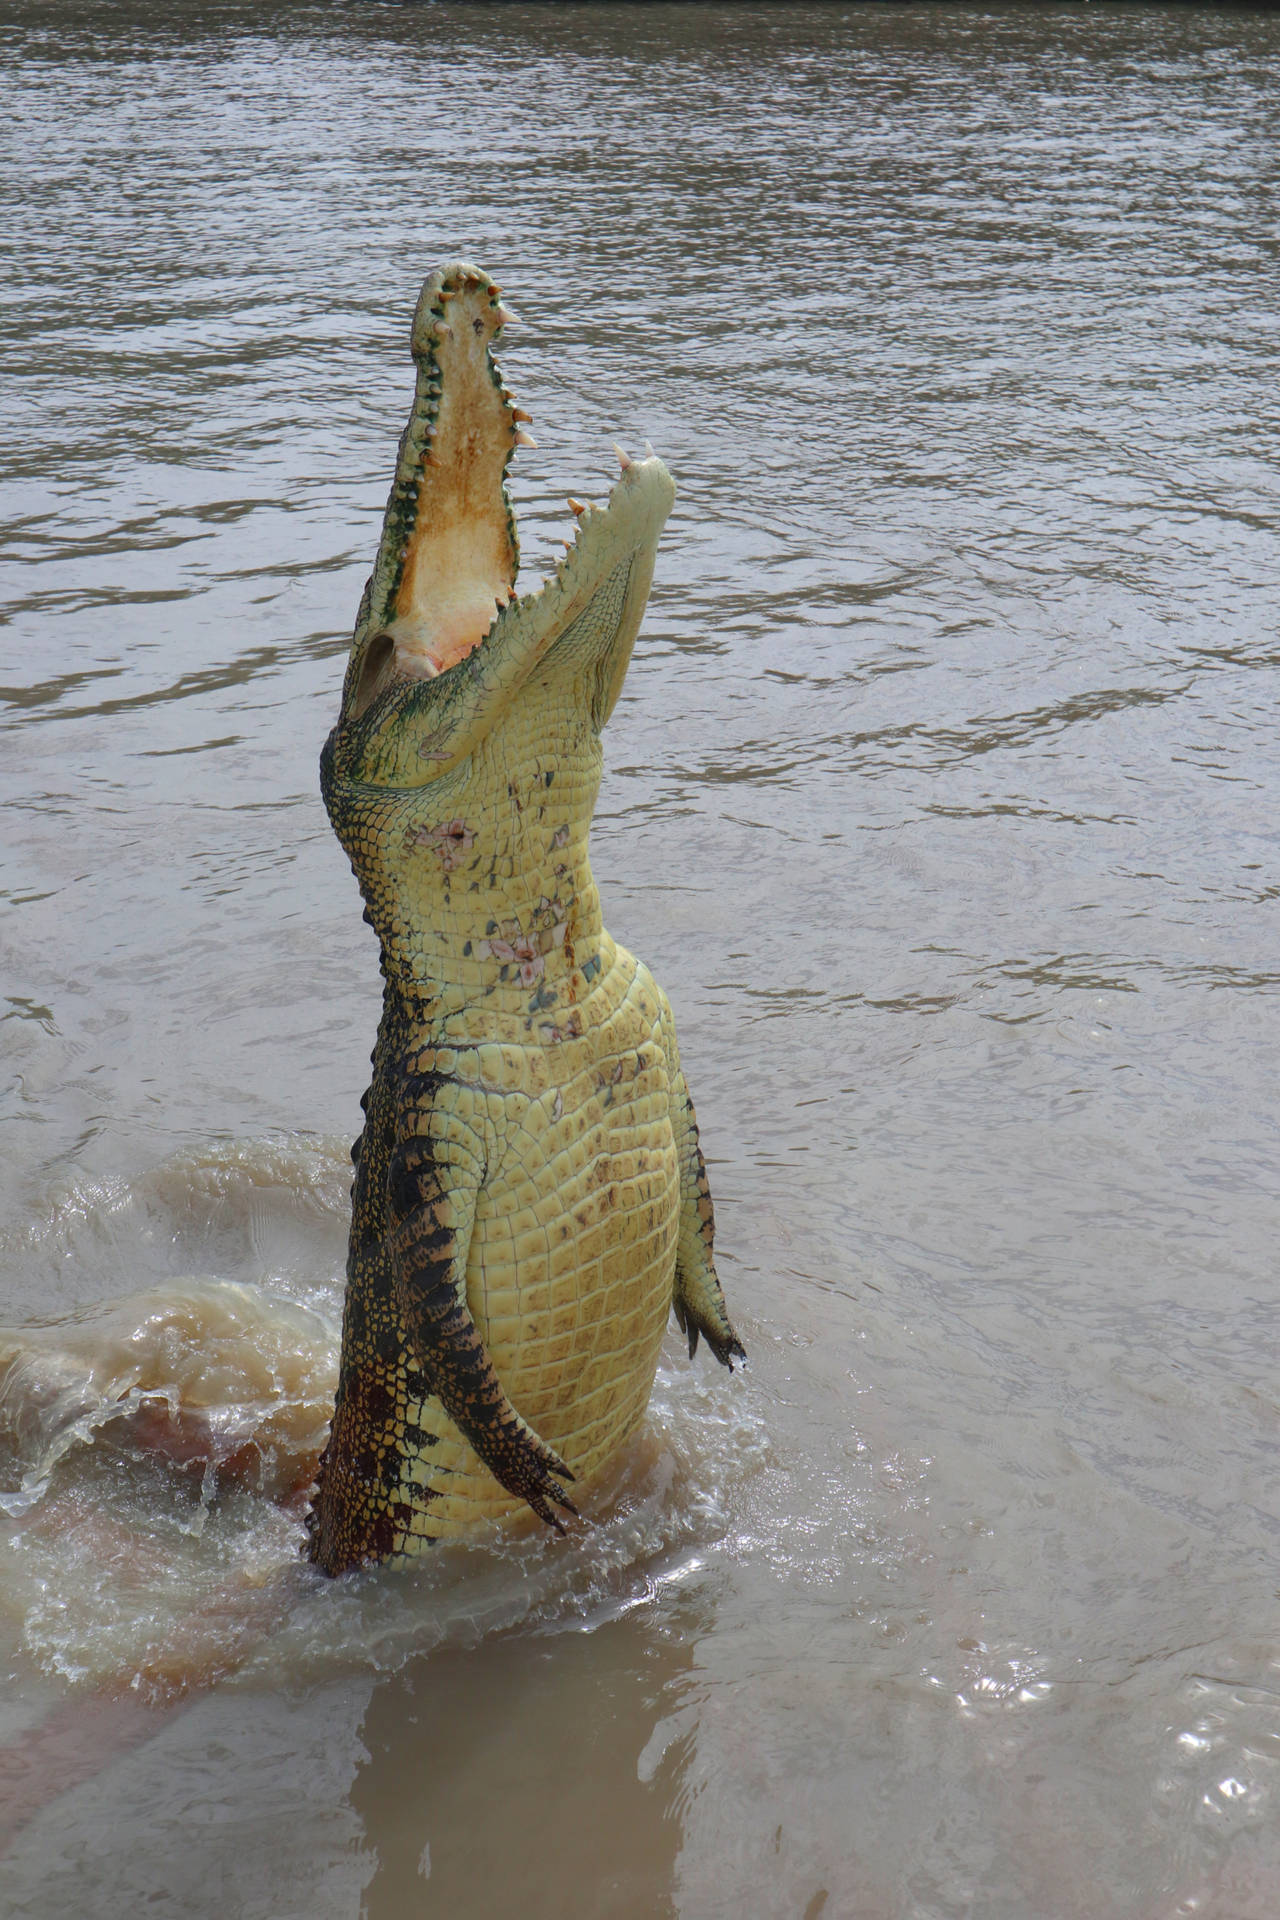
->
[476, 897, 569, 985]
[410, 818, 475, 870]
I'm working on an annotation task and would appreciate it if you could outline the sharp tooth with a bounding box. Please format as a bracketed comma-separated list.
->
[613, 442, 632, 470]
[644, 440, 656, 459]
[511, 407, 533, 424]
[440, 289, 457, 302]
[562, 540, 574, 554]
[494, 305, 518, 326]
[567, 497, 587, 516]
[432, 321, 452, 340]
[515, 430, 537, 448]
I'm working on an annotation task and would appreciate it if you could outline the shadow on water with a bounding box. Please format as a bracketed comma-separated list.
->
[351, 1613, 690, 1920]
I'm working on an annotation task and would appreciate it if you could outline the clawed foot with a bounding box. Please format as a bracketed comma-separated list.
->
[673, 1293, 747, 1371]
[483, 1416, 580, 1535]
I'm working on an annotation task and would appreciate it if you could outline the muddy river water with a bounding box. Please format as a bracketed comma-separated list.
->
[2, 4, 1280, 1915]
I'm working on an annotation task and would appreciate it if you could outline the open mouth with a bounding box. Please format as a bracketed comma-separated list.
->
[351, 262, 661, 721]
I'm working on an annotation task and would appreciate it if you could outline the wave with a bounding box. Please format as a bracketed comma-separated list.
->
[0, 1140, 766, 1704]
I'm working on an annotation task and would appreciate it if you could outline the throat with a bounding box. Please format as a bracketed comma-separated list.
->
[375, 867, 606, 1017]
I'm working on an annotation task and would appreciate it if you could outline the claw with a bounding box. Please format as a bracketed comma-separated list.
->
[527, 1473, 578, 1534]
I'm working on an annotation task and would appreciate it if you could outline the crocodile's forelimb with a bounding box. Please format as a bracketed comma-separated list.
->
[670, 1085, 746, 1371]
[385, 1070, 580, 1534]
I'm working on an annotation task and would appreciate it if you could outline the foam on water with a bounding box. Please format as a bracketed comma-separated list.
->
[0, 1279, 337, 1519]
[0, 1140, 770, 1704]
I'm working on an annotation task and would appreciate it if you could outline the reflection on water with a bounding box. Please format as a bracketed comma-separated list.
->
[353, 1620, 689, 1920]
[4, 1, 1280, 1914]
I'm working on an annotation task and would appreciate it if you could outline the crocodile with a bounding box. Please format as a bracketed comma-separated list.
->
[306, 263, 744, 1576]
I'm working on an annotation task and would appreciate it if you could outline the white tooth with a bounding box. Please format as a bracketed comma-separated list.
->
[644, 440, 656, 459]
[613, 441, 632, 470]
[515, 430, 537, 449]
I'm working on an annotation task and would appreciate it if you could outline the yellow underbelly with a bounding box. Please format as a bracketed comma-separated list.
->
[386, 941, 680, 1554]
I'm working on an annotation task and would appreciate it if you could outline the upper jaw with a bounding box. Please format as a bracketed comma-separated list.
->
[343, 262, 674, 726]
